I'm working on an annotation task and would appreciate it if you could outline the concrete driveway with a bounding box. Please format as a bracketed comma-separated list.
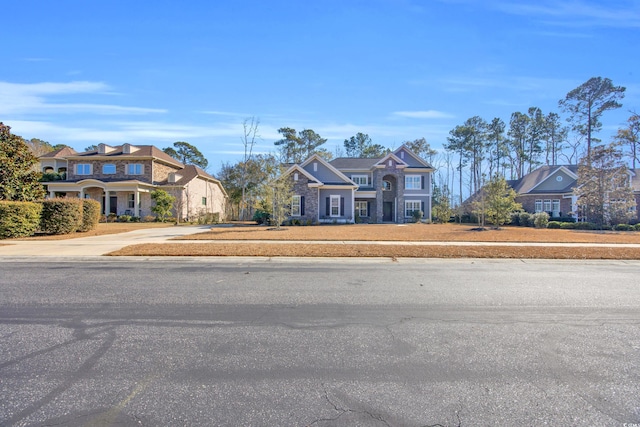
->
[0, 225, 212, 257]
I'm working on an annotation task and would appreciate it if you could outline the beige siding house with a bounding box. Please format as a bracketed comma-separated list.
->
[40, 143, 227, 221]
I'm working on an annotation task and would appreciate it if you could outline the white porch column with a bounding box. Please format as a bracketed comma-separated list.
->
[49, 190, 55, 198]
[79, 189, 84, 199]
[104, 191, 110, 215]
[135, 190, 141, 217]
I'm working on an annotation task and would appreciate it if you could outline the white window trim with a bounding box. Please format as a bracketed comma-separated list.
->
[127, 193, 135, 209]
[76, 164, 92, 175]
[535, 199, 543, 213]
[405, 175, 421, 190]
[352, 175, 368, 186]
[330, 195, 340, 217]
[291, 195, 301, 216]
[127, 163, 144, 175]
[355, 201, 368, 217]
[404, 200, 421, 217]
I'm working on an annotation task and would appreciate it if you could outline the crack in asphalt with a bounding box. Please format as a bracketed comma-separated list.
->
[307, 388, 391, 427]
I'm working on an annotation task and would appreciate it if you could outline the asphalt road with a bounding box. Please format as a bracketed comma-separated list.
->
[1, 258, 639, 426]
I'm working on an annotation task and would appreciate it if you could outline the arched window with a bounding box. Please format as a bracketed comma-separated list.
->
[383, 180, 391, 191]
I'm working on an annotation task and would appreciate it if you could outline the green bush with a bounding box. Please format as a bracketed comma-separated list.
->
[40, 198, 83, 235]
[614, 224, 634, 231]
[635, 224, 640, 231]
[518, 212, 532, 227]
[412, 210, 424, 223]
[253, 209, 270, 225]
[560, 222, 576, 229]
[0, 201, 42, 238]
[533, 212, 549, 228]
[547, 221, 561, 229]
[574, 222, 595, 230]
[78, 199, 101, 232]
[117, 214, 132, 223]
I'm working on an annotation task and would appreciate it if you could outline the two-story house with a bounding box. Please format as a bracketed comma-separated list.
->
[40, 143, 227, 221]
[285, 145, 434, 223]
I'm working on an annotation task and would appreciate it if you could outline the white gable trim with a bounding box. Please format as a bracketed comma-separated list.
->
[529, 166, 577, 193]
[393, 144, 433, 168]
[284, 164, 323, 184]
[300, 154, 356, 185]
[374, 152, 407, 168]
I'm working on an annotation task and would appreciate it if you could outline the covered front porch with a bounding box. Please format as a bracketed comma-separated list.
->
[43, 179, 155, 218]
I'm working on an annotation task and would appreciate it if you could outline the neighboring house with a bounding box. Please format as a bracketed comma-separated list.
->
[40, 143, 227, 220]
[508, 165, 579, 219]
[506, 164, 640, 221]
[285, 145, 434, 223]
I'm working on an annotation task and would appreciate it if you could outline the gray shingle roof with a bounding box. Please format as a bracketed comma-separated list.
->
[329, 157, 380, 169]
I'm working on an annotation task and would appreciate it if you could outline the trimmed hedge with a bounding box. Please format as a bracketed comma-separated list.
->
[0, 201, 42, 238]
[79, 199, 101, 232]
[547, 221, 562, 229]
[40, 198, 83, 235]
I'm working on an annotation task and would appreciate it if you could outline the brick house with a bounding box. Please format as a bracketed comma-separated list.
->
[284, 144, 435, 223]
[40, 143, 227, 221]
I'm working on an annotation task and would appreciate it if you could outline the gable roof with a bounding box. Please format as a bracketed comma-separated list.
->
[284, 164, 322, 184]
[39, 146, 78, 158]
[300, 153, 356, 186]
[163, 164, 227, 196]
[508, 165, 578, 194]
[392, 145, 434, 169]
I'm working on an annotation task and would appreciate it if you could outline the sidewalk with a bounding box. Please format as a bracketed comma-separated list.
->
[1, 225, 640, 258]
[0, 225, 212, 257]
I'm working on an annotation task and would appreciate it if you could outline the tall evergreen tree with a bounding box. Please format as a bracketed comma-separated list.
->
[559, 77, 626, 163]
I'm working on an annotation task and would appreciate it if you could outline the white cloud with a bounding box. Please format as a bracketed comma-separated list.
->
[392, 110, 455, 119]
[0, 80, 164, 116]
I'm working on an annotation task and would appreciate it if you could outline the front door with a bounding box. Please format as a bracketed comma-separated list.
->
[383, 202, 393, 222]
[102, 196, 117, 215]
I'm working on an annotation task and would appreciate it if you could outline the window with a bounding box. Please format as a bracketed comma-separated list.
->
[294, 173, 299, 181]
[128, 193, 135, 209]
[313, 162, 318, 172]
[352, 175, 368, 186]
[543, 199, 552, 212]
[383, 180, 391, 191]
[355, 201, 368, 217]
[330, 195, 340, 217]
[127, 163, 143, 175]
[291, 195, 301, 216]
[102, 164, 116, 174]
[405, 175, 421, 190]
[535, 199, 543, 212]
[405, 200, 421, 217]
[202, 197, 207, 206]
[552, 200, 560, 216]
[76, 164, 91, 175]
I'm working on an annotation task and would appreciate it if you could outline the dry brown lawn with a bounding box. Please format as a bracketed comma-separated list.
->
[107, 223, 640, 259]
[177, 223, 640, 244]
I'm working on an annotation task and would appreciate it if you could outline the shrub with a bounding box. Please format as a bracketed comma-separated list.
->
[142, 215, 156, 222]
[550, 216, 576, 223]
[635, 224, 640, 231]
[547, 221, 562, 229]
[78, 199, 101, 232]
[533, 212, 549, 228]
[40, 198, 83, 235]
[0, 201, 42, 238]
[412, 210, 424, 223]
[253, 209, 270, 225]
[574, 222, 595, 230]
[510, 212, 521, 226]
[118, 214, 132, 223]
[518, 212, 532, 227]
[614, 224, 634, 231]
[560, 222, 576, 229]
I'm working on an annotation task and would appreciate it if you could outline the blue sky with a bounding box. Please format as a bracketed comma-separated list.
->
[2, 0, 638, 175]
